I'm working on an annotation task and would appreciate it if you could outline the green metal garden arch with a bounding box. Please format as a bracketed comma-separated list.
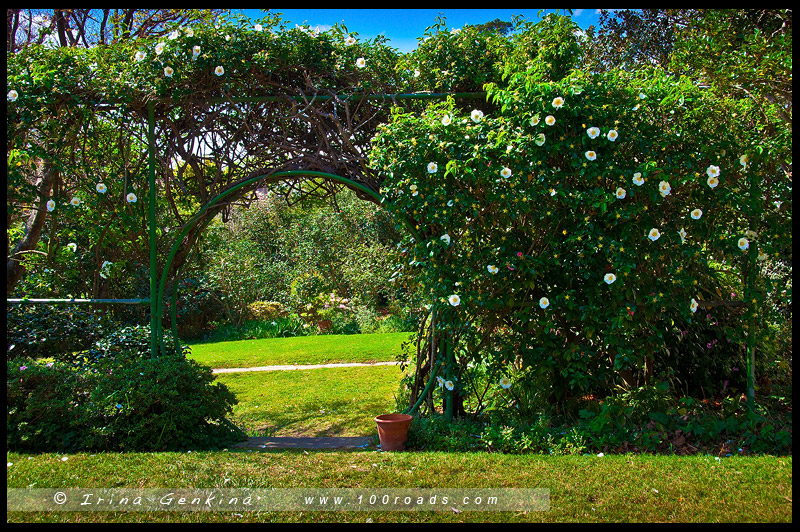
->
[8, 92, 485, 418]
[151, 167, 446, 416]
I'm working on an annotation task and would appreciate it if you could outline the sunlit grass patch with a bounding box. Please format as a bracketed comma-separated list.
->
[188, 332, 411, 369]
[217, 364, 405, 437]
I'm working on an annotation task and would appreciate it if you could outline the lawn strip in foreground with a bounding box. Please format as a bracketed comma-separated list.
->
[6, 452, 792, 523]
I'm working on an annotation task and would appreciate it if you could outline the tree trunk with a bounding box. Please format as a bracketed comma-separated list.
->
[7, 162, 57, 296]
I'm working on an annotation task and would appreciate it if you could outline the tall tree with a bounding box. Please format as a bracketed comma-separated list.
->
[7, 9, 227, 52]
[472, 18, 513, 35]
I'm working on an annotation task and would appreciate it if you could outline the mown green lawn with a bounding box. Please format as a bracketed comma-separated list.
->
[6, 452, 792, 522]
[187, 332, 411, 369]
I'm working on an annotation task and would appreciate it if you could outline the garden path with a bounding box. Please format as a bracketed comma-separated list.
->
[232, 436, 373, 450]
[211, 361, 399, 374]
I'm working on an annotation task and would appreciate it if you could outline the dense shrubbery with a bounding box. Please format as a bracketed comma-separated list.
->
[7, 326, 244, 452]
[7, 304, 115, 360]
[407, 383, 792, 455]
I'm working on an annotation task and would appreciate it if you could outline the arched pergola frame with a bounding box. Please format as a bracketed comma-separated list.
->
[9, 91, 485, 418]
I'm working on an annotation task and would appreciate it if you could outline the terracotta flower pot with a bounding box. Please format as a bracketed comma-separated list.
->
[374, 413, 413, 451]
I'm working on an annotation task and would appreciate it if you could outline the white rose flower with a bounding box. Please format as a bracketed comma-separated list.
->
[100, 260, 113, 279]
[738, 237, 749, 251]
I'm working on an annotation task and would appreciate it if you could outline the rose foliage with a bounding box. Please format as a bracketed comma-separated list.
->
[371, 15, 791, 405]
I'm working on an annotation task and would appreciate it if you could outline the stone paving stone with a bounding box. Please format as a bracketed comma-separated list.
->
[233, 436, 374, 450]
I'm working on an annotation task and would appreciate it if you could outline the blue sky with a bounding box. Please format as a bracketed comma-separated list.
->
[240, 9, 602, 53]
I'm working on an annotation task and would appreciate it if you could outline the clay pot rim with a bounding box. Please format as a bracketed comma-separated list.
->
[374, 413, 413, 423]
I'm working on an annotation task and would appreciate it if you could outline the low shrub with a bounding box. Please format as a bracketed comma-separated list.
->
[406, 414, 486, 452]
[6, 359, 90, 451]
[83, 350, 245, 451]
[246, 301, 289, 321]
[7, 327, 245, 452]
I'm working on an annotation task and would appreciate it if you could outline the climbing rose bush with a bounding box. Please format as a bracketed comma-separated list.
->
[371, 61, 787, 396]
